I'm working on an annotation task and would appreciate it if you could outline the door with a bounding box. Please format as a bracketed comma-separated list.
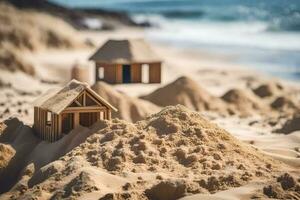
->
[122, 65, 131, 83]
[61, 113, 74, 134]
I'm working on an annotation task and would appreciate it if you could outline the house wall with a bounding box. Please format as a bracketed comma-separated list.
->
[33, 107, 111, 142]
[96, 62, 161, 84]
[34, 107, 112, 142]
[62, 107, 109, 127]
[34, 107, 61, 142]
[149, 62, 162, 83]
[131, 63, 142, 83]
[96, 63, 120, 84]
[115, 64, 123, 84]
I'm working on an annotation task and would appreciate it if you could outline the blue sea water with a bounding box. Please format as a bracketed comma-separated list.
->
[51, 0, 300, 81]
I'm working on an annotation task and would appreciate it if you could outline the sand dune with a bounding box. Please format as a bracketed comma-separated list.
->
[271, 96, 300, 114]
[140, 76, 285, 118]
[0, 19, 299, 199]
[221, 88, 267, 117]
[0, 45, 35, 76]
[0, 2, 85, 51]
[0, 118, 93, 194]
[0, 105, 292, 199]
[92, 81, 161, 122]
[141, 76, 228, 115]
[253, 81, 284, 98]
[180, 173, 300, 200]
[277, 114, 300, 134]
[0, 2, 88, 76]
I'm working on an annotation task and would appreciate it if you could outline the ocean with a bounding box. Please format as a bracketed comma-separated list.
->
[50, 0, 300, 81]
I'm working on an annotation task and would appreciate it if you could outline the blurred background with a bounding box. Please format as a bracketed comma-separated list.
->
[50, 0, 300, 81]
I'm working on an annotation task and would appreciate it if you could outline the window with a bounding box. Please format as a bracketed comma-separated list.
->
[142, 64, 149, 83]
[46, 111, 52, 126]
[98, 67, 104, 79]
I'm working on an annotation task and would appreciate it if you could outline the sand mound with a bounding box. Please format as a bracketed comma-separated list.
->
[145, 180, 187, 200]
[252, 173, 300, 199]
[52, 171, 99, 199]
[0, 143, 15, 170]
[0, 118, 93, 194]
[253, 82, 283, 98]
[2, 105, 286, 199]
[277, 114, 300, 134]
[71, 64, 90, 83]
[271, 96, 299, 113]
[92, 81, 161, 122]
[221, 88, 266, 116]
[141, 76, 228, 114]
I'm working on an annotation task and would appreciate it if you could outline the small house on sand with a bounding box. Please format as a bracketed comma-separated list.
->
[33, 79, 117, 142]
[89, 39, 162, 84]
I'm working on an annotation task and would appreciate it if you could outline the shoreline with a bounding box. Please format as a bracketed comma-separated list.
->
[7, 0, 300, 83]
[4, 26, 298, 99]
[51, 27, 300, 95]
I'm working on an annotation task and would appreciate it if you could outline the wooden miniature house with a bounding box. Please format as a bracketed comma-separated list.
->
[89, 39, 162, 84]
[33, 79, 117, 142]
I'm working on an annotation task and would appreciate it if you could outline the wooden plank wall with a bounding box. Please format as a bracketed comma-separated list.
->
[34, 88, 115, 142]
[115, 64, 122, 84]
[131, 63, 142, 83]
[79, 112, 100, 127]
[96, 62, 162, 84]
[96, 63, 116, 84]
[149, 62, 162, 83]
[34, 108, 112, 142]
[95, 65, 99, 81]
[34, 107, 61, 142]
[105, 64, 116, 84]
[107, 109, 111, 120]
[33, 107, 39, 137]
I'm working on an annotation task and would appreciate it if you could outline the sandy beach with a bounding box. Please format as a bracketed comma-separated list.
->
[0, 2, 299, 199]
[30, 27, 300, 166]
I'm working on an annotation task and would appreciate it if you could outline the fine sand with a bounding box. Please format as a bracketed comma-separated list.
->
[0, 106, 298, 200]
[0, 3, 300, 199]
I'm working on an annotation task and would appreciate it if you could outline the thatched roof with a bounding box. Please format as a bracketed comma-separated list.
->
[89, 39, 162, 64]
[33, 79, 117, 114]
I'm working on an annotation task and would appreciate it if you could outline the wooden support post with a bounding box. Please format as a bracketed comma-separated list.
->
[102, 110, 105, 120]
[74, 112, 79, 128]
[40, 109, 44, 139]
[107, 110, 111, 120]
[58, 114, 62, 138]
[53, 115, 56, 141]
[83, 91, 86, 106]
[95, 65, 99, 82]
[38, 108, 40, 138]
[50, 113, 53, 142]
[51, 116, 54, 142]
[55, 115, 58, 141]
[116, 64, 123, 84]
[42, 110, 45, 140]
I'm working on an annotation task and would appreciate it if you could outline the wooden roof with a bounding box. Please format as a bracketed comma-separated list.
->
[33, 79, 118, 114]
[89, 39, 162, 64]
